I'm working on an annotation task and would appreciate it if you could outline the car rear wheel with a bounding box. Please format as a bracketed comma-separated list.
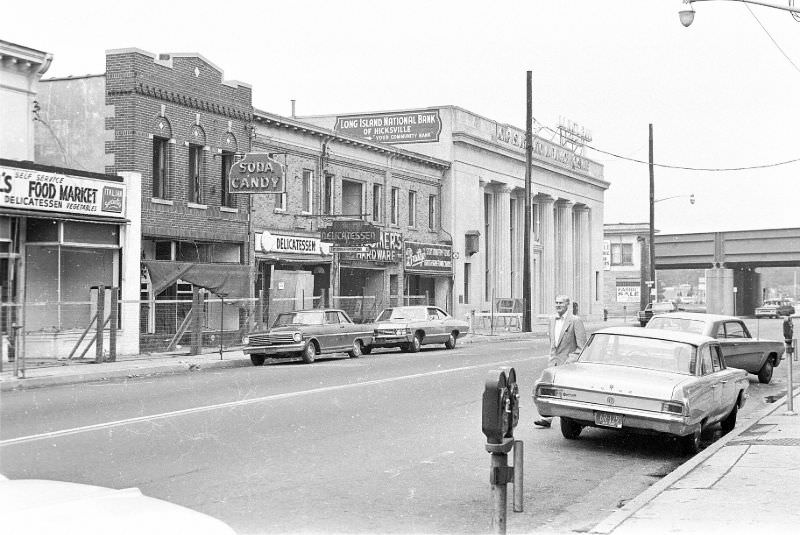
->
[445, 332, 457, 350]
[250, 354, 266, 366]
[758, 360, 774, 384]
[721, 403, 738, 434]
[361, 345, 372, 355]
[301, 341, 317, 364]
[560, 417, 583, 439]
[348, 340, 363, 358]
[679, 429, 702, 455]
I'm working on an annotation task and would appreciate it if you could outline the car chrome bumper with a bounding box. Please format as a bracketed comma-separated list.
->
[370, 335, 412, 347]
[534, 397, 698, 437]
[243, 342, 305, 355]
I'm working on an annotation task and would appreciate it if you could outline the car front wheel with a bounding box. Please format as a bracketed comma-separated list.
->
[560, 417, 583, 439]
[348, 340, 363, 358]
[407, 333, 422, 353]
[361, 345, 372, 355]
[301, 341, 317, 364]
[758, 360, 774, 384]
[250, 354, 266, 366]
[445, 332, 457, 350]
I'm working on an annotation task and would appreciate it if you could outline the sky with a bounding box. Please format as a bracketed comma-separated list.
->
[6, 0, 800, 234]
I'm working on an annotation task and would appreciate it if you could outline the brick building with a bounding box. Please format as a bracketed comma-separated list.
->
[36, 48, 253, 350]
[251, 110, 451, 321]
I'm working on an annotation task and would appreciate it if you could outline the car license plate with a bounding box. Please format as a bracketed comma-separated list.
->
[595, 411, 623, 428]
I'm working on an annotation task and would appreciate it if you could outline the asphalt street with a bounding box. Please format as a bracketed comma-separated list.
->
[1, 318, 795, 534]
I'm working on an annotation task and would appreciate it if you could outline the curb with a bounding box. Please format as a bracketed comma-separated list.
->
[0, 358, 250, 392]
[589, 383, 800, 534]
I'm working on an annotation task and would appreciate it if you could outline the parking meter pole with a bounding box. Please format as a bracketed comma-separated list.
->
[513, 440, 524, 513]
[490, 450, 508, 534]
[786, 344, 795, 415]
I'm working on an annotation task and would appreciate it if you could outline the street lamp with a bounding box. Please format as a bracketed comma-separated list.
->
[648, 192, 696, 303]
[680, 0, 800, 27]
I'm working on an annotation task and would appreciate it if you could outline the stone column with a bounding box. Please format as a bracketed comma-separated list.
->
[537, 194, 556, 314]
[574, 205, 591, 317]
[495, 185, 512, 298]
[479, 180, 488, 308]
[555, 199, 575, 299]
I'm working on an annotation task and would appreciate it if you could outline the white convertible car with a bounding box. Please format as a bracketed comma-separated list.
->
[533, 326, 749, 454]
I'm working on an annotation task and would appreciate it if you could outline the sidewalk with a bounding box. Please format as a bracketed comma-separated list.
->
[590, 382, 800, 535]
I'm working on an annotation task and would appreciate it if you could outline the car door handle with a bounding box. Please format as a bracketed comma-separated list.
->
[711, 384, 720, 389]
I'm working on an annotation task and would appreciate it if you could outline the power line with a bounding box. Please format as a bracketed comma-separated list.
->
[745, 3, 800, 75]
[533, 119, 800, 172]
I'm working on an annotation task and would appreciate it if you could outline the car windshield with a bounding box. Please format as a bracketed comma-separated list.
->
[273, 311, 325, 327]
[376, 308, 427, 321]
[580, 333, 697, 375]
[646, 317, 705, 335]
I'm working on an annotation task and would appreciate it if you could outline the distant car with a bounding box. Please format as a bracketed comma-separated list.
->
[754, 299, 795, 319]
[242, 309, 373, 365]
[533, 326, 749, 454]
[369, 305, 469, 353]
[646, 312, 784, 383]
[0, 476, 236, 535]
[637, 301, 678, 326]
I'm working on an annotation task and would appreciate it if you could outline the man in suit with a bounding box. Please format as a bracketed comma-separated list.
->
[534, 294, 587, 428]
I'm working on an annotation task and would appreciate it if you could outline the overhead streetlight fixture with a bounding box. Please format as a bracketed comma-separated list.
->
[680, 0, 800, 27]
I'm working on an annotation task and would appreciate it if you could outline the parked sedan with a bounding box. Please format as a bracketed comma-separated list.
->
[646, 312, 784, 383]
[368, 305, 469, 353]
[533, 327, 749, 454]
[637, 301, 679, 327]
[754, 299, 795, 318]
[242, 309, 373, 365]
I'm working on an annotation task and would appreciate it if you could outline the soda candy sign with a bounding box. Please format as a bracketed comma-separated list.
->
[404, 241, 453, 274]
[228, 153, 284, 194]
[334, 110, 442, 144]
[1, 165, 126, 218]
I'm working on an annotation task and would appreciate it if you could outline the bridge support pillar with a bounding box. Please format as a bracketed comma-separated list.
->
[705, 268, 734, 315]
[705, 267, 761, 316]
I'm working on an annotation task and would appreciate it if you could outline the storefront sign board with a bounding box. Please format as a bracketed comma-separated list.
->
[404, 241, 453, 274]
[228, 153, 284, 194]
[334, 109, 442, 144]
[1, 164, 126, 218]
[320, 221, 381, 245]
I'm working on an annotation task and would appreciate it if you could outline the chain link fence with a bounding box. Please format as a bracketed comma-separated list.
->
[1, 291, 430, 371]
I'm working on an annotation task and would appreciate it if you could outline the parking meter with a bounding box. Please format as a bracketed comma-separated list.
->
[784, 316, 794, 355]
[482, 367, 519, 446]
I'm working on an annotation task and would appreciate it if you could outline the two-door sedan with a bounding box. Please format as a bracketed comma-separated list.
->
[242, 309, 373, 365]
[533, 326, 749, 454]
[646, 312, 784, 383]
[368, 305, 469, 353]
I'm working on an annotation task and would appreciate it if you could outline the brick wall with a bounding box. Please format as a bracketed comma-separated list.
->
[105, 50, 253, 243]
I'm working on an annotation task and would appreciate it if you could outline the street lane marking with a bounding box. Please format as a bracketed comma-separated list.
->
[1, 356, 544, 447]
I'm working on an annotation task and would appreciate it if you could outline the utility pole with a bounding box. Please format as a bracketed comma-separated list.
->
[523, 71, 533, 332]
[648, 124, 656, 304]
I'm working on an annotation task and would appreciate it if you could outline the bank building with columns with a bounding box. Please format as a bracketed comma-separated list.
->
[301, 106, 609, 321]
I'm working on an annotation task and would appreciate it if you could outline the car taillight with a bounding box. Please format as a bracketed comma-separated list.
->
[661, 401, 686, 416]
[536, 385, 563, 398]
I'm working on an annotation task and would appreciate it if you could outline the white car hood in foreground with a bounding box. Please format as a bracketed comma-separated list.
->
[546, 362, 691, 400]
[0, 478, 236, 535]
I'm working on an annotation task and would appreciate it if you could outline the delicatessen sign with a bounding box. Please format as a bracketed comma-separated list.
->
[1, 165, 125, 218]
[404, 241, 453, 274]
[255, 231, 331, 256]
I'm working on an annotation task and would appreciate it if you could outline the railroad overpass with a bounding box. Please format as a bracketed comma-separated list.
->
[655, 227, 800, 315]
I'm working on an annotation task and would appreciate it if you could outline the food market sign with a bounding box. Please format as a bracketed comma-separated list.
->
[1, 164, 125, 218]
[228, 153, 284, 194]
[404, 241, 453, 274]
[334, 109, 441, 144]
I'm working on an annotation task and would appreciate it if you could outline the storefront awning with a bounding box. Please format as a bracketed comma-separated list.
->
[143, 261, 251, 298]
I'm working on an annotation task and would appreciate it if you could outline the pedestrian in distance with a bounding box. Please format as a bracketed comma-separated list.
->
[534, 294, 587, 428]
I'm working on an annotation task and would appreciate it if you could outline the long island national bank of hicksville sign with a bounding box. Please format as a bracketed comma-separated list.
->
[228, 153, 285, 194]
[334, 109, 442, 144]
[404, 241, 454, 274]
